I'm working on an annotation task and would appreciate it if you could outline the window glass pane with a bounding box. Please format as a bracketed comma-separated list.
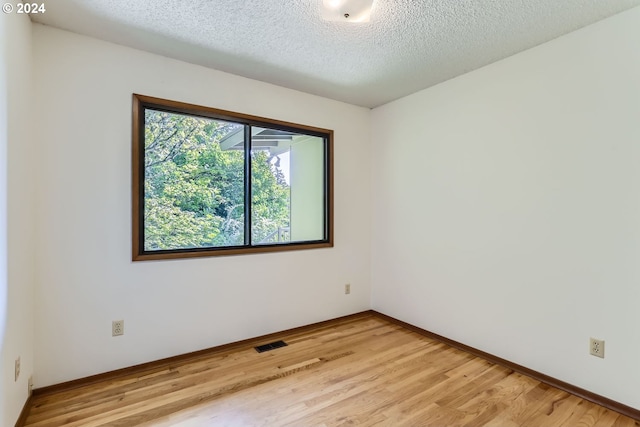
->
[289, 134, 325, 242]
[250, 127, 292, 244]
[143, 109, 244, 250]
[251, 127, 325, 245]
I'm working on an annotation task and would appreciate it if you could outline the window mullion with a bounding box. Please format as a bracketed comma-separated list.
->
[244, 125, 252, 246]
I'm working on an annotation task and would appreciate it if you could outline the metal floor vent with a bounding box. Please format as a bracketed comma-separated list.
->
[255, 340, 288, 353]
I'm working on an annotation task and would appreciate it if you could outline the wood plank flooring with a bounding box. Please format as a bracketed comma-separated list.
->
[23, 313, 640, 426]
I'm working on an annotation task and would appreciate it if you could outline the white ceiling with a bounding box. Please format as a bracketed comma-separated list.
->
[31, 0, 640, 108]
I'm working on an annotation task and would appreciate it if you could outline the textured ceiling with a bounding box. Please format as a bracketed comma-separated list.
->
[32, 0, 640, 108]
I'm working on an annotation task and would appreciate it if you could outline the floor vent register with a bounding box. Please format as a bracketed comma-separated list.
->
[255, 340, 288, 353]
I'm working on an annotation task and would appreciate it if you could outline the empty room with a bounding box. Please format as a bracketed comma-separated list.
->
[2, 0, 640, 425]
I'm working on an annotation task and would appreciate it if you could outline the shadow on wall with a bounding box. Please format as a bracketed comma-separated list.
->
[0, 9, 9, 421]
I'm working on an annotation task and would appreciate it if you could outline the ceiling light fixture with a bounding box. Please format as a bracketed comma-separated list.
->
[321, 0, 374, 22]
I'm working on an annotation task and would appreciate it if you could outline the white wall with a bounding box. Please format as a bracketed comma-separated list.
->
[32, 24, 372, 387]
[0, 10, 8, 426]
[371, 6, 640, 409]
[0, 4, 36, 426]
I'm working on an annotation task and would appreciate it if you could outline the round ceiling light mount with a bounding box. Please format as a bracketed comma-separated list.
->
[321, 0, 374, 22]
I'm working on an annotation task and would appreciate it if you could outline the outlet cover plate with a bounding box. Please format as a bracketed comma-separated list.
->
[590, 337, 605, 358]
[112, 320, 124, 336]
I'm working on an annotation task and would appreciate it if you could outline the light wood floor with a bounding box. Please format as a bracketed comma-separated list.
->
[23, 313, 639, 427]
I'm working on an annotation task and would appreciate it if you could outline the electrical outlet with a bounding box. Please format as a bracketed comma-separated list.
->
[345, 283, 351, 295]
[28, 376, 33, 395]
[14, 357, 20, 381]
[112, 320, 124, 336]
[590, 337, 605, 358]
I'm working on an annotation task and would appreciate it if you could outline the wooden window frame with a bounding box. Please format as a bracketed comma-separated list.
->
[132, 94, 334, 261]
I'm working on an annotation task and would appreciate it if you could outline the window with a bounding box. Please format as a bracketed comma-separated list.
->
[132, 94, 333, 261]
